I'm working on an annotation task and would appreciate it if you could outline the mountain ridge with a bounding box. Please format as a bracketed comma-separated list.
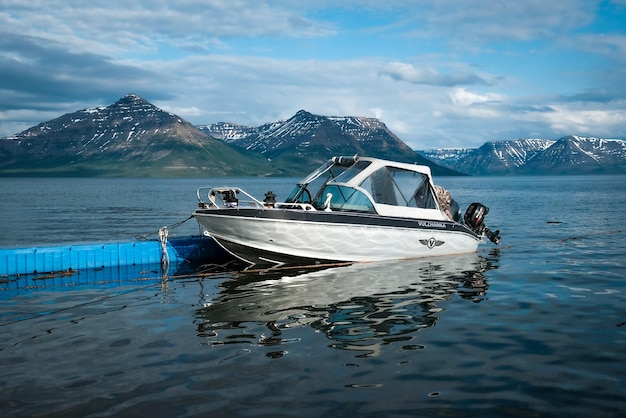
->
[197, 109, 453, 174]
[420, 136, 626, 175]
[2, 93, 624, 176]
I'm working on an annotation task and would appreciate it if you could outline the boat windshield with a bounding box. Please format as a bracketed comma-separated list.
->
[285, 159, 371, 204]
[317, 185, 375, 212]
[332, 160, 373, 184]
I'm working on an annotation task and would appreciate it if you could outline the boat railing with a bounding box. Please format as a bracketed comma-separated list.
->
[196, 187, 266, 209]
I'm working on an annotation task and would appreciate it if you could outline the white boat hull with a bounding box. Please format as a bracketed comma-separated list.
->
[193, 208, 482, 266]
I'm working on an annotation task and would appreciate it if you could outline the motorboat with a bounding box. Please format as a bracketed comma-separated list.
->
[192, 155, 499, 267]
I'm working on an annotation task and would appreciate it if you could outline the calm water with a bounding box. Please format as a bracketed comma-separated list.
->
[1, 176, 625, 417]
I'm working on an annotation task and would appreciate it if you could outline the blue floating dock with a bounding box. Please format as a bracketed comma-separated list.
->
[0, 235, 232, 277]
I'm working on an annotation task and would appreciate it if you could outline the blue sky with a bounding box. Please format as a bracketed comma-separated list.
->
[1, 0, 625, 149]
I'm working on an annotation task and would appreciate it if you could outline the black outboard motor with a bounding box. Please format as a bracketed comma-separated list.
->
[464, 202, 500, 244]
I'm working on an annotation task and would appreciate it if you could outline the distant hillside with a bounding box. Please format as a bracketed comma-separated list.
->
[199, 110, 459, 176]
[519, 136, 626, 174]
[0, 94, 276, 177]
[420, 136, 626, 175]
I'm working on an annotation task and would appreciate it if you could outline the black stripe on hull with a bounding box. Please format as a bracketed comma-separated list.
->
[194, 208, 479, 238]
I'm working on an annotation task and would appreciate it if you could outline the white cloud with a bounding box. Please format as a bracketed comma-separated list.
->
[450, 88, 493, 106]
[399, 0, 596, 43]
[541, 103, 626, 137]
[159, 105, 203, 117]
[573, 33, 626, 63]
[382, 62, 492, 87]
[0, 0, 335, 58]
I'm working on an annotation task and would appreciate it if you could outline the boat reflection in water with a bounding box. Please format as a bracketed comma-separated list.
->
[194, 250, 498, 357]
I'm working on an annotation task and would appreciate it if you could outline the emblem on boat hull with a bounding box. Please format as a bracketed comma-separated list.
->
[420, 237, 445, 249]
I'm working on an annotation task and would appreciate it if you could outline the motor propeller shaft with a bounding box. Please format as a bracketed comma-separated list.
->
[484, 226, 500, 245]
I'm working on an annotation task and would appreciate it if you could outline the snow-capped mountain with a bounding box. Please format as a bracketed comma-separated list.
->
[421, 136, 626, 175]
[0, 94, 273, 176]
[520, 136, 626, 174]
[200, 110, 396, 154]
[198, 109, 453, 175]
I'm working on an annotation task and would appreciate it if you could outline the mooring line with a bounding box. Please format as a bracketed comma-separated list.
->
[135, 215, 194, 240]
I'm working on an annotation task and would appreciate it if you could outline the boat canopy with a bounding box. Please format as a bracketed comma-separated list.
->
[285, 156, 444, 218]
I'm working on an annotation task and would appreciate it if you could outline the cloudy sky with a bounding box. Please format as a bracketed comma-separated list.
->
[1, 0, 625, 149]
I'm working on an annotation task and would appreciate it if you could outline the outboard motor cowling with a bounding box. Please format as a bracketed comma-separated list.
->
[464, 202, 488, 231]
[464, 202, 500, 244]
